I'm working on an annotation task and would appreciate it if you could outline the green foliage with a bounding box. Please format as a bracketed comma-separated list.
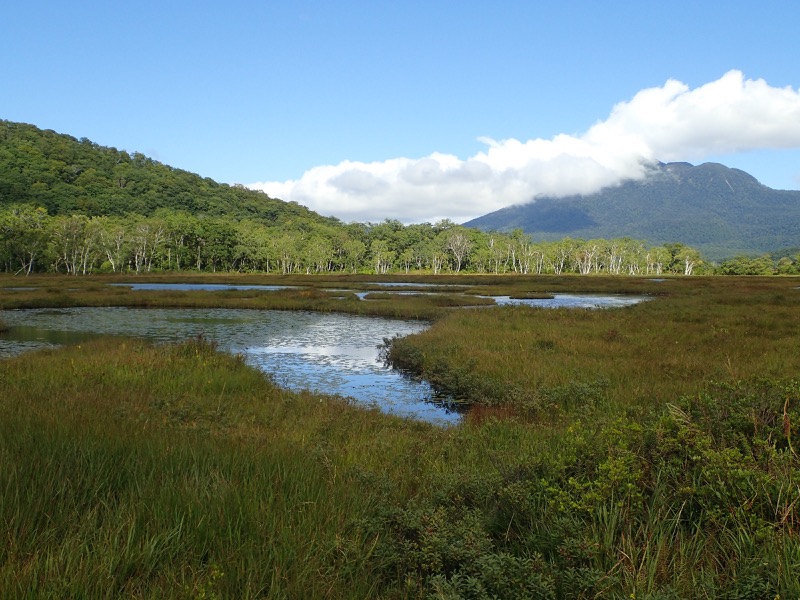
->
[5, 120, 800, 275]
[362, 377, 800, 598]
[0, 120, 330, 226]
[0, 119, 721, 277]
[719, 254, 781, 275]
[1, 201, 712, 276]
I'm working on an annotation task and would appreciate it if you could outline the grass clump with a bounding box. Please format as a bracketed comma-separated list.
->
[508, 292, 555, 300]
[362, 292, 496, 307]
[0, 337, 424, 598]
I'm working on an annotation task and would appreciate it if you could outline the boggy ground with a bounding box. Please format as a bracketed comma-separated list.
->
[1, 274, 799, 598]
[386, 275, 800, 416]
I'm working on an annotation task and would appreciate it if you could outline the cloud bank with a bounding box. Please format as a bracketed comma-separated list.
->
[249, 71, 800, 224]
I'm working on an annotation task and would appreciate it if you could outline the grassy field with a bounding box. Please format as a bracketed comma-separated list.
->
[386, 276, 800, 415]
[1, 274, 799, 598]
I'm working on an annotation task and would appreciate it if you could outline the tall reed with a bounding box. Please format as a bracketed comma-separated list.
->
[0, 337, 432, 597]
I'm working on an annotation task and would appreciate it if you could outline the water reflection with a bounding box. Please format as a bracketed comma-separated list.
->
[0, 307, 461, 425]
[1, 290, 647, 424]
[490, 294, 646, 308]
[352, 291, 646, 308]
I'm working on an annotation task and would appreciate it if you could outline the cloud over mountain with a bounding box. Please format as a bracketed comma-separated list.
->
[249, 71, 800, 224]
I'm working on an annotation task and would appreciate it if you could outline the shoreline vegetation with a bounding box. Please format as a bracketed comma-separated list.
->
[0, 272, 662, 320]
[2, 273, 800, 598]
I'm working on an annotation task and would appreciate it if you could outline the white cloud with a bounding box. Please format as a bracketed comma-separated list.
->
[249, 71, 800, 224]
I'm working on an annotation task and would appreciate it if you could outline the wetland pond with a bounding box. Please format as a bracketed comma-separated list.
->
[0, 287, 646, 424]
[0, 307, 462, 424]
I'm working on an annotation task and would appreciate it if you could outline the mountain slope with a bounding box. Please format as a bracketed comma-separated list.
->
[0, 119, 336, 227]
[465, 162, 800, 260]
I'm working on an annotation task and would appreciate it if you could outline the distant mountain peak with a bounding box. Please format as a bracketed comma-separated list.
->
[465, 160, 800, 261]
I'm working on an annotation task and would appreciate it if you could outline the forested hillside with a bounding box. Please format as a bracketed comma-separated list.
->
[1, 120, 798, 275]
[466, 161, 800, 261]
[0, 120, 330, 225]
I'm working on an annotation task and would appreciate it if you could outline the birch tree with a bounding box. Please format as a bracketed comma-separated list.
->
[51, 214, 98, 275]
[444, 227, 473, 273]
[94, 216, 128, 272]
[0, 205, 50, 275]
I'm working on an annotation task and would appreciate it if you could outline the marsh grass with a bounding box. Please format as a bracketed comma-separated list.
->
[507, 292, 556, 300]
[361, 292, 496, 307]
[2, 274, 800, 597]
[386, 276, 800, 417]
[2, 337, 799, 597]
[14, 269, 666, 304]
[0, 275, 457, 319]
[0, 337, 440, 598]
[5, 272, 629, 318]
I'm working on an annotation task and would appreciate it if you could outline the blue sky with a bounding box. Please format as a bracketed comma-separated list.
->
[3, 1, 800, 223]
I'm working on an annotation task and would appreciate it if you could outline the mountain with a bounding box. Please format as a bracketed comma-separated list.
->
[0, 119, 336, 227]
[464, 162, 800, 261]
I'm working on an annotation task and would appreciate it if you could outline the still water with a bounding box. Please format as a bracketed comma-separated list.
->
[0, 292, 646, 424]
[0, 307, 461, 424]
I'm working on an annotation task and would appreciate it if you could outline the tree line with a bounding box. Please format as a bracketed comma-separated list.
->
[1, 203, 728, 276]
[4, 120, 798, 277]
